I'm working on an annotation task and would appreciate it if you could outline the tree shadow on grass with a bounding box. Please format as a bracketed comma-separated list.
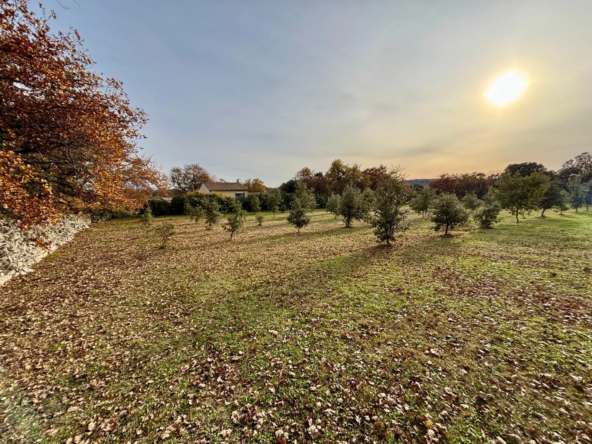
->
[203, 229, 466, 332]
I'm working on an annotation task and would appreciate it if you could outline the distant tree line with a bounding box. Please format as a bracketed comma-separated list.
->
[138, 152, 592, 245]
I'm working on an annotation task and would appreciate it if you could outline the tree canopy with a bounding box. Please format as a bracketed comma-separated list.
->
[495, 172, 550, 223]
[430, 194, 469, 236]
[170, 164, 213, 193]
[0, 0, 166, 228]
[243, 178, 266, 193]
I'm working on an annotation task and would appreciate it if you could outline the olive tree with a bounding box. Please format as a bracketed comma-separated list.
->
[431, 194, 469, 236]
[367, 169, 409, 245]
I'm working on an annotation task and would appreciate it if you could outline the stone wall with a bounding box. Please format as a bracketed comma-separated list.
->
[0, 215, 90, 287]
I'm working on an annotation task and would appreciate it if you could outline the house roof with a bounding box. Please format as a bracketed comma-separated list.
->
[203, 182, 248, 192]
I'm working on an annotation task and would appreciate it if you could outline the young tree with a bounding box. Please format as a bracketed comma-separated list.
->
[409, 187, 436, 218]
[473, 193, 502, 228]
[287, 198, 310, 234]
[223, 205, 246, 240]
[203, 198, 221, 230]
[337, 185, 366, 228]
[256, 213, 264, 226]
[462, 193, 482, 212]
[367, 169, 409, 246]
[540, 180, 566, 217]
[295, 181, 317, 212]
[0, 1, 166, 228]
[170, 164, 213, 193]
[250, 195, 261, 213]
[362, 188, 375, 214]
[155, 222, 175, 249]
[495, 172, 550, 223]
[326, 194, 340, 218]
[554, 190, 570, 215]
[140, 205, 153, 228]
[266, 189, 281, 217]
[187, 205, 204, 223]
[567, 177, 586, 212]
[430, 194, 469, 236]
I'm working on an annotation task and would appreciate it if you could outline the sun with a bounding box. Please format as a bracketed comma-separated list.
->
[484, 69, 529, 107]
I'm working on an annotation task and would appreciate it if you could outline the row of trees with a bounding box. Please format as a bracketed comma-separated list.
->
[169, 170, 410, 244]
[156, 152, 591, 243]
[281, 153, 592, 221]
[280, 170, 409, 244]
[275, 153, 592, 244]
[283, 153, 592, 210]
[153, 153, 591, 227]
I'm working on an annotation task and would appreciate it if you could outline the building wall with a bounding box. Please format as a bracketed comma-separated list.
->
[211, 190, 248, 198]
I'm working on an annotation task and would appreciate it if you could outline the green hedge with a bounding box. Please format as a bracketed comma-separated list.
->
[148, 199, 171, 216]
[148, 192, 289, 216]
[185, 192, 236, 213]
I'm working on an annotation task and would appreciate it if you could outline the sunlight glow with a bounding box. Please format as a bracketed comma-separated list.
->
[484, 69, 529, 107]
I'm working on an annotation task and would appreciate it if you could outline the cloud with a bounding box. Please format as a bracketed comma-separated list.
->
[50, 0, 592, 185]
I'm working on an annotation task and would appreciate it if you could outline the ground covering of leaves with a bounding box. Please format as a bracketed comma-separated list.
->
[1, 210, 591, 443]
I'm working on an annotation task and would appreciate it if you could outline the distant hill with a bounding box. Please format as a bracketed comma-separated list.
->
[406, 179, 435, 187]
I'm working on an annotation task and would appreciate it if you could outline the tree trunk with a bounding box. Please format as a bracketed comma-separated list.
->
[515, 210, 520, 224]
[445, 224, 449, 236]
[230, 231, 234, 240]
[541, 208, 546, 218]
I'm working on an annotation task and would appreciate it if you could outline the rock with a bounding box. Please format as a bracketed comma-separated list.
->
[0, 215, 89, 287]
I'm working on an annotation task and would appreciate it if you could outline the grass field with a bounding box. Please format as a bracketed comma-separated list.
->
[1, 210, 591, 443]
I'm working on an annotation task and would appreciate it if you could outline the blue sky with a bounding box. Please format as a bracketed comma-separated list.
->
[47, 0, 592, 186]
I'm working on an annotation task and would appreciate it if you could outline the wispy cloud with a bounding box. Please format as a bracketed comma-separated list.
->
[49, 0, 592, 185]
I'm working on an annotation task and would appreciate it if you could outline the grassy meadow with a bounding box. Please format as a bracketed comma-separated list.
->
[1, 209, 591, 443]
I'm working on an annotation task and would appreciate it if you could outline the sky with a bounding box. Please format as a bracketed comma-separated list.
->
[46, 0, 592, 186]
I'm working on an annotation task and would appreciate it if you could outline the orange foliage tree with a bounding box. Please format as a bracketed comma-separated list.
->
[0, 0, 166, 228]
[243, 178, 266, 193]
